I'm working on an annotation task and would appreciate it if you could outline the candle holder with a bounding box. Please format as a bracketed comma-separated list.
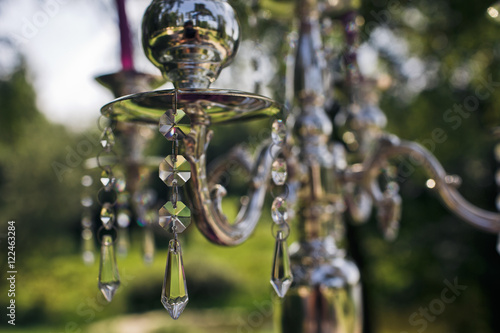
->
[92, 0, 500, 330]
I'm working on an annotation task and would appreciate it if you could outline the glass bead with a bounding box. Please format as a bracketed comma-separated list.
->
[272, 158, 288, 186]
[159, 156, 191, 187]
[159, 201, 191, 233]
[272, 119, 286, 145]
[271, 197, 288, 224]
[159, 110, 190, 141]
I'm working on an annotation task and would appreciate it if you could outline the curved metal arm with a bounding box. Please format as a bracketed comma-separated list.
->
[184, 123, 273, 246]
[348, 134, 500, 234]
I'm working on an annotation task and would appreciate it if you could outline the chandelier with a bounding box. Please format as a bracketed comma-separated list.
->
[80, 0, 500, 331]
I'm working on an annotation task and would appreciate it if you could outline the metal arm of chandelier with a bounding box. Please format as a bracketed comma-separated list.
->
[342, 134, 500, 234]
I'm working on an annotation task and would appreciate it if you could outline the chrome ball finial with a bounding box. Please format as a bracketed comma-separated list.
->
[142, 0, 240, 89]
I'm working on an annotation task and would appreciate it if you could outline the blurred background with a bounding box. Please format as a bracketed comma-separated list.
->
[1, 0, 500, 332]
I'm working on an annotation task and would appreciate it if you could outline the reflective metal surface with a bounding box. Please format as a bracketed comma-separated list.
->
[95, 71, 164, 97]
[275, 238, 363, 333]
[183, 123, 274, 246]
[344, 135, 500, 233]
[101, 89, 281, 125]
[142, 0, 240, 88]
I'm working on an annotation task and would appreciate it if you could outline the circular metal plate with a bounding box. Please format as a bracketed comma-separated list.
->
[101, 89, 282, 125]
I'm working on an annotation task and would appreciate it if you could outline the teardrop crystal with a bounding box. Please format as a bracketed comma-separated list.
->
[100, 127, 115, 152]
[272, 158, 288, 186]
[81, 228, 95, 265]
[161, 239, 189, 319]
[271, 231, 293, 298]
[272, 119, 286, 145]
[100, 203, 115, 229]
[497, 233, 500, 255]
[143, 227, 155, 265]
[271, 197, 288, 224]
[98, 235, 120, 302]
[495, 143, 500, 162]
[496, 233, 500, 255]
[117, 226, 130, 257]
[377, 194, 402, 241]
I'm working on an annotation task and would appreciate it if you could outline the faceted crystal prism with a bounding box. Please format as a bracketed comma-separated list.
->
[159, 110, 190, 141]
[162, 239, 189, 319]
[272, 119, 286, 145]
[100, 203, 115, 229]
[100, 127, 115, 151]
[81, 228, 95, 265]
[495, 143, 500, 162]
[143, 227, 155, 265]
[497, 233, 500, 255]
[98, 235, 120, 302]
[271, 158, 288, 186]
[271, 197, 288, 224]
[159, 156, 191, 186]
[271, 231, 293, 298]
[159, 201, 191, 233]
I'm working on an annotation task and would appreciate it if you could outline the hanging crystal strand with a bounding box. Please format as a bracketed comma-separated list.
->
[116, 207, 131, 257]
[81, 175, 95, 265]
[96, 116, 120, 301]
[377, 165, 402, 241]
[270, 118, 293, 298]
[135, 189, 158, 264]
[143, 209, 158, 264]
[494, 142, 500, 254]
[98, 234, 121, 302]
[115, 173, 131, 257]
[158, 90, 191, 319]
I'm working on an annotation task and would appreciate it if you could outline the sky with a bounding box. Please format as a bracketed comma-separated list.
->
[0, 0, 160, 130]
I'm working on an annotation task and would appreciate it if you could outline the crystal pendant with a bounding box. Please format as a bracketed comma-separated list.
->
[272, 119, 286, 145]
[497, 233, 500, 255]
[161, 239, 189, 319]
[100, 127, 115, 151]
[377, 194, 402, 241]
[495, 143, 500, 162]
[271, 230, 293, 298]
[143, 227, 155, 265]
[81, 228, 95, 265]
[100, 203, 115, 229]
[271, 158, 288, 186]
[100, 169, 116, 190]
[98, 235, 120, 302]
[159, 156, 191, 186]
[159, 201, 191, 233]
[117, 226, 129, 257]
[159, 110, 190, 141]
[271, 197, 288, 224]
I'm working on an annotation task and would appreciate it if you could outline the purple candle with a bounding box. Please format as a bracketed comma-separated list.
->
[116, 0, 134, 71]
